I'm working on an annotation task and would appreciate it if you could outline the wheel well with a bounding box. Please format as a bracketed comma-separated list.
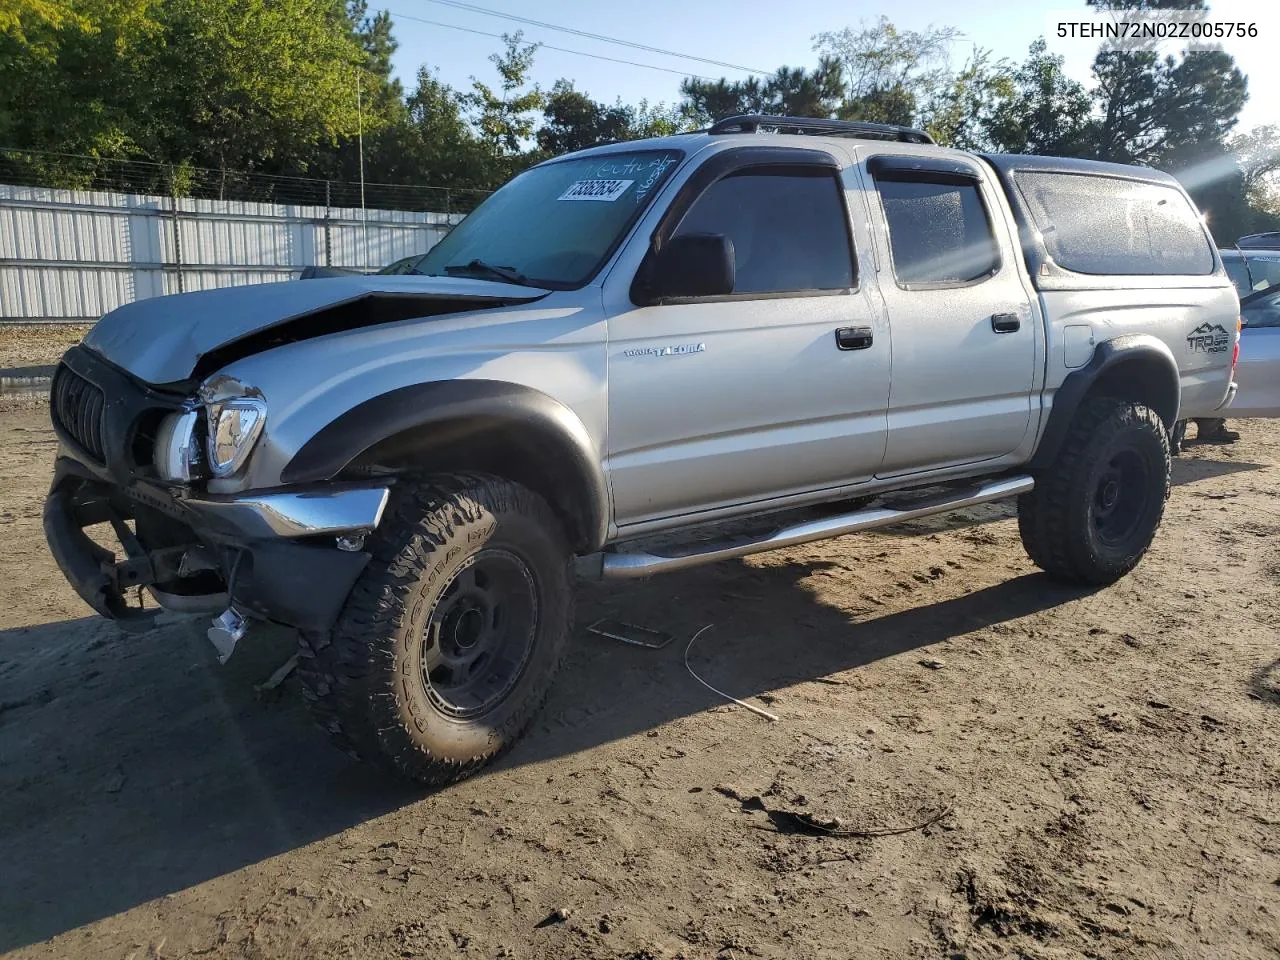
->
[347, 420, 602, 553]
[1086, 356, 1180, 429]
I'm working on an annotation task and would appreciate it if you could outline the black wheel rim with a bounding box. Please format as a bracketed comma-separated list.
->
[420, 548, 538, 720]
[1092, 450, 1150, 546]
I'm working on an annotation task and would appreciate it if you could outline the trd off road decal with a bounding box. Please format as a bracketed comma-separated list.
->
[1186, 322, 1231, 354]
[558, 179, 634, 202]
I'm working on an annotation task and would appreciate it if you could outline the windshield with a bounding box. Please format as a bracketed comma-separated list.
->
[408, 148, 684, 289]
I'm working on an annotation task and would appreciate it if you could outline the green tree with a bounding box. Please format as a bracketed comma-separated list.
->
[1086, 0, 1246, 165]
[0, 0, 161, 167]
[679, 59, 843, 124]
[395, 65, 501, 192]
[814, 18, 958, 125]
[1230, 124, 1280, 221]
[984, 39, 1096, 156]
[0, 0, 86, 41]
[537, 80, 632, 154]
[1, 0, 378, 184]
[922, 48, 1013, 149]
[628, 100, 691, 139]
[148, 0, 373, 174]
[464, 31, 544, 157]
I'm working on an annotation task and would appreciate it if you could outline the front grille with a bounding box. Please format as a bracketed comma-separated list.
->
[51, 364, 107, 462]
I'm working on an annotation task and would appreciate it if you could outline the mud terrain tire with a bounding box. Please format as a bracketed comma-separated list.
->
[298, 473, 572, 784]
[1018, 399, 1170, 585]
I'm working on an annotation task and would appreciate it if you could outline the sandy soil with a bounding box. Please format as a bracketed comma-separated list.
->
[1, 406, 1278, 960]
[0, 325, 91, 372]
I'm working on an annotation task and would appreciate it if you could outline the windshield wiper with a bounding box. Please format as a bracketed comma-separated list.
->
[443, 259, 528, 285]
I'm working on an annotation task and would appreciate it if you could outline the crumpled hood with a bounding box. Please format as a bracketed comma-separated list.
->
[82, 274, 548, 385]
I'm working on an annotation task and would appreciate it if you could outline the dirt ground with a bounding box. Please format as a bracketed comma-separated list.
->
[0, 325, 91, 372]
[1, 402, 1278, 960]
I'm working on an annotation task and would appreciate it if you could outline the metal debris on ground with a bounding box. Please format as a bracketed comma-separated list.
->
[255, 654, 299, 697]
[684, 624, 779, 723]
[586, 618, 675, 650]
[714, 784, 952, 838]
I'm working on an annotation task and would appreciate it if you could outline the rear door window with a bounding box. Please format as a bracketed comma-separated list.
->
[875, 178, 1000, 286]
[1013, 171, 1214, 276]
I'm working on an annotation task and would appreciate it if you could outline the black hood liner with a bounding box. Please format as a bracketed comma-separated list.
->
[190, 291, 543, 381]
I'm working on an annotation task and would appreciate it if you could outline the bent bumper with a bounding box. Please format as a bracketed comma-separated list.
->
[44, 457, 388, 633]
[185, 486, 389, 539]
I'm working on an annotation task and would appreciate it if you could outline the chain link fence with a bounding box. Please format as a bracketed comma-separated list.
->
[0, 148, 492, 323]
[0, 147, 492, 215]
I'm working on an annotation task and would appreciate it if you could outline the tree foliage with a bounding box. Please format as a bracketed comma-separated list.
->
[984, 39, 1096, 156]
[0, 0, 1270, 239]
[815, 18, 959, 125]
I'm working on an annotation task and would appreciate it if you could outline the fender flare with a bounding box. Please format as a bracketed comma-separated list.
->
[1031, 334, 1181, 470]
[281, 380, 610, 551]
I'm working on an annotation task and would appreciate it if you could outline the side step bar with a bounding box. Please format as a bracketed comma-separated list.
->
[598, 474, 1034, 580]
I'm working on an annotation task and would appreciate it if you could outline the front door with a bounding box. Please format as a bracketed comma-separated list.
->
[604, 153, 891, 528]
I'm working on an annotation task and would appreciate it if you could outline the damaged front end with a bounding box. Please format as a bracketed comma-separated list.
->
[44, 344, 388, 650]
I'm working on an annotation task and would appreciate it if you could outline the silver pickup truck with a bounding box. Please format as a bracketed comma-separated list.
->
[43, 115, 1239, 783]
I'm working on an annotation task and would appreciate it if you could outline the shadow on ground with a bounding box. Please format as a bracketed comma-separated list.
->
[0, 552, 1096, 949]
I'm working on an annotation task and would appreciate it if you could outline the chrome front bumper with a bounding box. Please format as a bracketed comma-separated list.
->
[186, 485, 390, 539]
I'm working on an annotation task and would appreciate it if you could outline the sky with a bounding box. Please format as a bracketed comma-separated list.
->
[383, 0, 1278, 134]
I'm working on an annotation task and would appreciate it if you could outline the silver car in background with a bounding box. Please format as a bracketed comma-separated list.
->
[1222, 249, 1280, 418]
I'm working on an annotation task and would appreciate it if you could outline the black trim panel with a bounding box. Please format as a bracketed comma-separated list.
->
[281, 379, 610, 551]
[867, 154, 985, 185]
[1030, 334, 1180, 469]
[53, 345, 189, 487]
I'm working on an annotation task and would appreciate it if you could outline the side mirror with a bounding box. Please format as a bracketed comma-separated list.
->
[640, 233, 735, 303]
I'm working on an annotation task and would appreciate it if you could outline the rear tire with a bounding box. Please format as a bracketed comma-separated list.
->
[297, 473, 572, 784]
[1018, 398, 1170, 585]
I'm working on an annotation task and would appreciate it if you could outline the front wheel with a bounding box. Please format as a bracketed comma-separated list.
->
[298, 473, 572, 784]
[1018, 399, 1170, 585]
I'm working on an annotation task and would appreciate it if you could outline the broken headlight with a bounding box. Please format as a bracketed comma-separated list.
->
[205, 397, 267, 478]
[152, 408, 203, 481]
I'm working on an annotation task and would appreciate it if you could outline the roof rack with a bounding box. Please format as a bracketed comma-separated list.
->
[707, 114, 935, 145]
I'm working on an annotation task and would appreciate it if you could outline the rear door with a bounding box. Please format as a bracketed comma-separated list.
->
[603, 145, 891, 528]
[857, 150, 1039, 477]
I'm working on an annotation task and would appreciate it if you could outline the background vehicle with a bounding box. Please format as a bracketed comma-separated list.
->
[1221, 248, 1280, 418]
[43, 115, 1238, 784]
[1238, 231, 1280, 251]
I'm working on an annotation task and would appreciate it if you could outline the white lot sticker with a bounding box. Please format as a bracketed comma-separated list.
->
[558, 179, 634, 202]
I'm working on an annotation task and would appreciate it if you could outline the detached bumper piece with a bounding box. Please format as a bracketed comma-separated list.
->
[44, 459, 388, 634]
[43, 475, 168, 630]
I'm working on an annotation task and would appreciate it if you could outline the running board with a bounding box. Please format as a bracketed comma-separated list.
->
[597, 474, 1034, 580]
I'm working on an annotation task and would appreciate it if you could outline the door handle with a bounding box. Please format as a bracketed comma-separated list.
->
[991, 313, 1021, 333]
[835, 326, 874, 351]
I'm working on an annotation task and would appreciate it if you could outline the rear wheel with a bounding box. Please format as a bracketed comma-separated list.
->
[1018, 398, 1170, 585]
[297, 473, 572, 784]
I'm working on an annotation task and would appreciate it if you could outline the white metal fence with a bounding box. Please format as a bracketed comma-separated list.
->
[0, 184, 460, 323]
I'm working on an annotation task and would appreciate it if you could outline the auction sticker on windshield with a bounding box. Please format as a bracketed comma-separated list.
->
[559, 179, 634, 202]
